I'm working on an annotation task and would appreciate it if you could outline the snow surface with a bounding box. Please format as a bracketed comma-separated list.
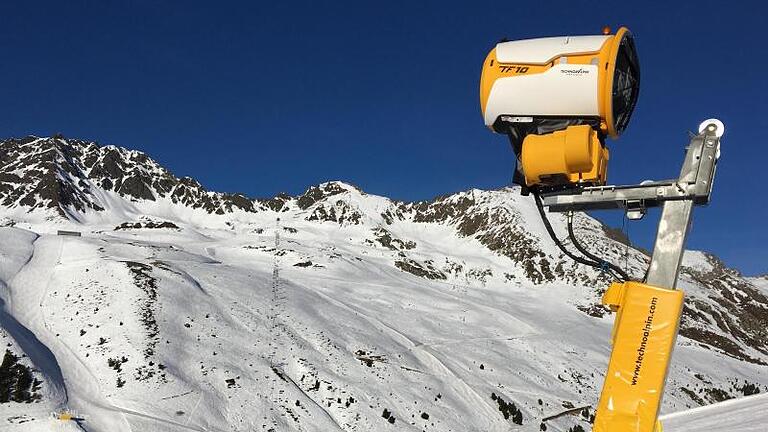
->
[660, 393, 768, 431]
[0, 173, 765, 431]
[749, 275, 768, 295]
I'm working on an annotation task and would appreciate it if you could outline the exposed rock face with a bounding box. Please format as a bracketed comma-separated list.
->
[679, 252, 768, 365]
[406, 192, 553, 283]
[0, 136, 259, 217]
[296, 182, 358, 210]
[1, 136, 105, 215]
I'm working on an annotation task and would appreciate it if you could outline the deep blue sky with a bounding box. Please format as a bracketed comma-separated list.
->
[1, 1, 765, 275]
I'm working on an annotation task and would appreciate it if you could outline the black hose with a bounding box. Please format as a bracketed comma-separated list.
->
[532, 192, 610, 273]
[566, 214, 632, 282]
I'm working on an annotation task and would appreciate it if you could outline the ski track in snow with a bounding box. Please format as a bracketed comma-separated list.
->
[308, 284, 501, 429]
[2, 235, 68, 407]
[12, 235, 133, 432]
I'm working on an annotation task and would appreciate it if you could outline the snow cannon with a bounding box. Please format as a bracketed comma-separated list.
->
[54, 411, 84, 422]
[480, 27, 640, 190]
[480, 26, 724, 432]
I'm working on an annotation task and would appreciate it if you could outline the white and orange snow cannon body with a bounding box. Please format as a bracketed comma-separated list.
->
[480, 27, 639, 188]
[481, 27, 723, 432]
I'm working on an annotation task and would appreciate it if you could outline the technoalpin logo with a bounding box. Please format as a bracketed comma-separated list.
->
[560, 67, 590, 75]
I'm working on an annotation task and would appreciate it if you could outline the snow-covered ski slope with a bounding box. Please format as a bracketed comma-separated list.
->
[0, 137, 766, 431]
[660, 393, 768, 431]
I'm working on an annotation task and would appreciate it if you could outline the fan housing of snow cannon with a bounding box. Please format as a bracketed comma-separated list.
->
[480, 27, 640, 189]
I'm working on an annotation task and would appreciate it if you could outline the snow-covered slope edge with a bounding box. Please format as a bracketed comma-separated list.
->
[660, 393, 768, 432]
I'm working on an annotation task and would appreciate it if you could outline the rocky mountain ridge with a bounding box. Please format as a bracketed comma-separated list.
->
[0, 136, 258, 219]
[2, 136, 766, 367]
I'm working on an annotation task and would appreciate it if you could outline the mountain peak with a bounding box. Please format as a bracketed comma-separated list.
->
[3, 137, 522, 229]
[319, 180, 363, 192]
[0, 136, 262, 219]
[296, 181, 363, 210]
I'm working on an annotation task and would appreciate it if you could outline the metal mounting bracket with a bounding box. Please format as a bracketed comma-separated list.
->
[538, 120, 722, 289]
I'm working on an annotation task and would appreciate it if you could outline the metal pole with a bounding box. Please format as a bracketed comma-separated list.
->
[645, 199, 694, 288]
[645, 125, 720, 289]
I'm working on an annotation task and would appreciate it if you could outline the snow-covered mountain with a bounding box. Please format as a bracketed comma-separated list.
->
[0, 136, 260, 221]
[0, 136, 766, 432]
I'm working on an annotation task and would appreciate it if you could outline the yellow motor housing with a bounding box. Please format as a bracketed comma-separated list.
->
[520, 125, 608, 186]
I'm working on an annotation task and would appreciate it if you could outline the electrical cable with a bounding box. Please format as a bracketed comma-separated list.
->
[532, 189, 631, 282]
[566, 213, 632, 282]
[532, 191, 621, 280]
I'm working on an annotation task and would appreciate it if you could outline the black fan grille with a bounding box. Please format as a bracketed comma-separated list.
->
[612, 35, 640, 134]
